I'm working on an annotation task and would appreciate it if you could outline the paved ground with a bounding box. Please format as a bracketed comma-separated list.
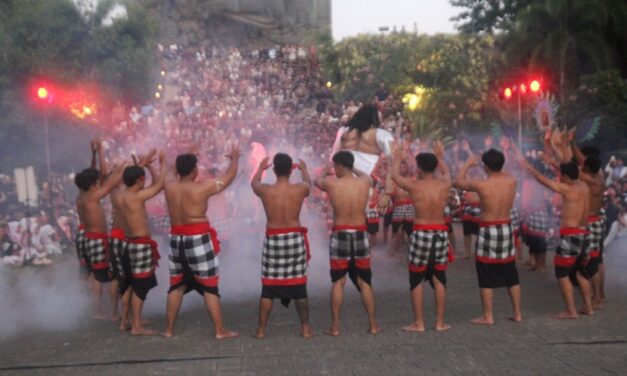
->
[1, 224, 626, 375]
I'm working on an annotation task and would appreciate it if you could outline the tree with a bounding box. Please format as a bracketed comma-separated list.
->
[450, 0, 534, 33]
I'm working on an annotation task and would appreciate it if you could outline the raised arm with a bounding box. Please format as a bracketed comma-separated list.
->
[97, 140, 108, 178]
[453, 155, 480, 192]
[390, 142, 413, 191]
[569, 129, 585, 165]
[314, 164, 333, 191]
[353, 166, 373, 187]
[137, 151, 167, 200]
[433, 140, 451, 182]
[297, 159, 312, 197]
[204, 144, 241, 195]
[90, 140, 98, 169]
[94, 163, 125, 199]
[251, 156, 271, 197]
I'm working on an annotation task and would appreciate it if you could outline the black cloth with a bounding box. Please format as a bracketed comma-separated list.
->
[475, 261, 519, 288]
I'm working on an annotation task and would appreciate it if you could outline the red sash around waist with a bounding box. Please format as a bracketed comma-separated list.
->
[127, 236, 161, 267]
[170, 222, 221, 254]
[78, 224, 85, 231]
[110, 228, 125, 240]
[84, 232, 108, 240]
[560, 227, 589, 236]
[332, 225, 368, 232]
[395, 199, 413, 206]
[266, 227, 311, 263]
[587, 215, 602, 223]
[480, 220, 511, 227]
[412, 224, 449, 231]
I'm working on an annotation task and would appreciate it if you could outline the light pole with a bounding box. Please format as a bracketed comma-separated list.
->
[502, 80, 541, 151]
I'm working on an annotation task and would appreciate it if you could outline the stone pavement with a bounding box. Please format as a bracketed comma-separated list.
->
[0, 224, 626, 375]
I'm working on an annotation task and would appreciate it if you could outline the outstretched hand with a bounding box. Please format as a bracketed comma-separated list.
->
[297, 159, 307, 171]
[433, 140, 445, 158]
[226, 144, 241, 160]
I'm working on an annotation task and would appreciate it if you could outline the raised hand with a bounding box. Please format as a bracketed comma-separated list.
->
[297, 158, 307, 171]
[465, 154, 479, 167]
[433, 140, 445, 158]
[258, 157, 271, 170]
[226, 144, 241, 160]
[158, 150, 166, 165]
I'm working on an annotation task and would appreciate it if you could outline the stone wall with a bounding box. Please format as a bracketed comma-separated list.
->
[141, 0, 331, 46]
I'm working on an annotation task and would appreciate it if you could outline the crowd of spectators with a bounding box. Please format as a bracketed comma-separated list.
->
[1, 40, 625, 268]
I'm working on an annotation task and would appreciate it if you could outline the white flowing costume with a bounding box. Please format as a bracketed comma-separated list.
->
[330, 126, 394, 175]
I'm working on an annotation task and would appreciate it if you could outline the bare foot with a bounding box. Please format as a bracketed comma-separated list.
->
[130, 326, 157, 336]
[435, 324, 452, 332]
[402, 323, 425, 332]
[324, 328, 340, 337]
[215, 329, 239, 340]
[579, 307, 595, 316]
[369, 324, 381, 335]
[555, 311, 578, 320]
[141, 319, 154, 325]
[470, 317, 494, 325]
[161, 330, 174, 338]
[118, 321, 131, 332]
[301, 325, 315, 338]
[253, 328, 265, 339]
[92, 313, 108, 321]
[508, 316, 522, 323]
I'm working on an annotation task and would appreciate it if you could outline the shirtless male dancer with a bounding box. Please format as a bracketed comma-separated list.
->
[251, 153, 314, 338]
[572, 143, 606, 308]
[315, 151, 381, 336]
[162, 145, 240, 339]
[519, 154, 593, 318]
[75, 141, 125, 320]
[387, 160, 415, 256]
[118, 150, 166, 335]
[391, 141, 452, 332]
[455, 148, 522, 324]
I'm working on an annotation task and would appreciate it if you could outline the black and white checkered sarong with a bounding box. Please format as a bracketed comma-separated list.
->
[585, 217, 604, 257]
[126, 237, 159, 278]
[169, 232, 219, 292]
[476, 222, 515, 261]
[523, 209, 548, 236]
[408, 227, 449, 269]
[75, 227, 88, 272]
[109, 235, 127, 281]
[392, 204, 415, 222]
[330, 228, 371, 290]
[262, 230, 308, 283]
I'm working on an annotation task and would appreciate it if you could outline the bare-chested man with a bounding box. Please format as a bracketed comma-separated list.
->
[75, 142, 124, 320]
[118, 151, 166, 335]
[330, 103, 394, 175]
[162, 146, 240, 339]
[519, 156, 593, 318]
[520, 167, 550, 271]
[387, 160, 415, 256]
[251, 153, 314, 338]
[391, 141, 452, 332]
[455, 149, 522, 324]
[315, 151, 380, 336]
[572, 144, 606, 308]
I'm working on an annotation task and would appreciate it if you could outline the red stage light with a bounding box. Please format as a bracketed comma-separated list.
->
[530, 80, 541, 93]
[520, 84, 527, 94]
[504, 87, 512, 99]
[37, 87, 49, 100]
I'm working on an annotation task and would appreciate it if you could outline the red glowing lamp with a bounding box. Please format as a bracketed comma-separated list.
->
[37, 87, 49, 100]
[530, 80, 541, 93]
[503, 87, 513, 99]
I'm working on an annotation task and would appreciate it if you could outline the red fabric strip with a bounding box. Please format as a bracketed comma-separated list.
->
[262, 276, 307, 286]
[587, 216, 602, 223]
[355, 258, 371, 269]
[412, 224, 448, 231]
[110, 228, 125, 240]
[408, 264, 427, 273]
[522, 224, 547, 238]
[554, 255, 577, 267]
[395, 199, 413, 206]
[170, 222, 211, 235]
[560, 227, 589, 236]
[127, 236, 161, 266]
[330, 259, 349, 270]
[194, 275, 219, 288]
[589, 250, 600, 258]
[461, 215, 481, 223]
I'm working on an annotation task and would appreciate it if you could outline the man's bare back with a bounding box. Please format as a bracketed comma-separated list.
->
[324, 173, 370, 226]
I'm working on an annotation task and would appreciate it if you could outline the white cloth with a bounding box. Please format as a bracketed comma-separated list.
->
[330, 127, 394, 175]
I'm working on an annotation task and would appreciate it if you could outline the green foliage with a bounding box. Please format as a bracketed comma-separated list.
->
[0, 0, 156, 172]
[450, 0, 534, 33]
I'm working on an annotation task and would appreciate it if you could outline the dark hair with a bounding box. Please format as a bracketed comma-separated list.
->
[347, 103, 380, 132]
[73, 171, 83, 189]
[273, 153, 293, 177]
[332, 151, 354, 170]
[176, 154, 197, 177]
[560, 161, 579, 180]
[123, 166, 145, 187]
[77, 168, 100, 191]
[584, 156, 601, 174]
[580, 146, 600, 158]
[415, 153, 438, 173]
[481, 149, 505, 172]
